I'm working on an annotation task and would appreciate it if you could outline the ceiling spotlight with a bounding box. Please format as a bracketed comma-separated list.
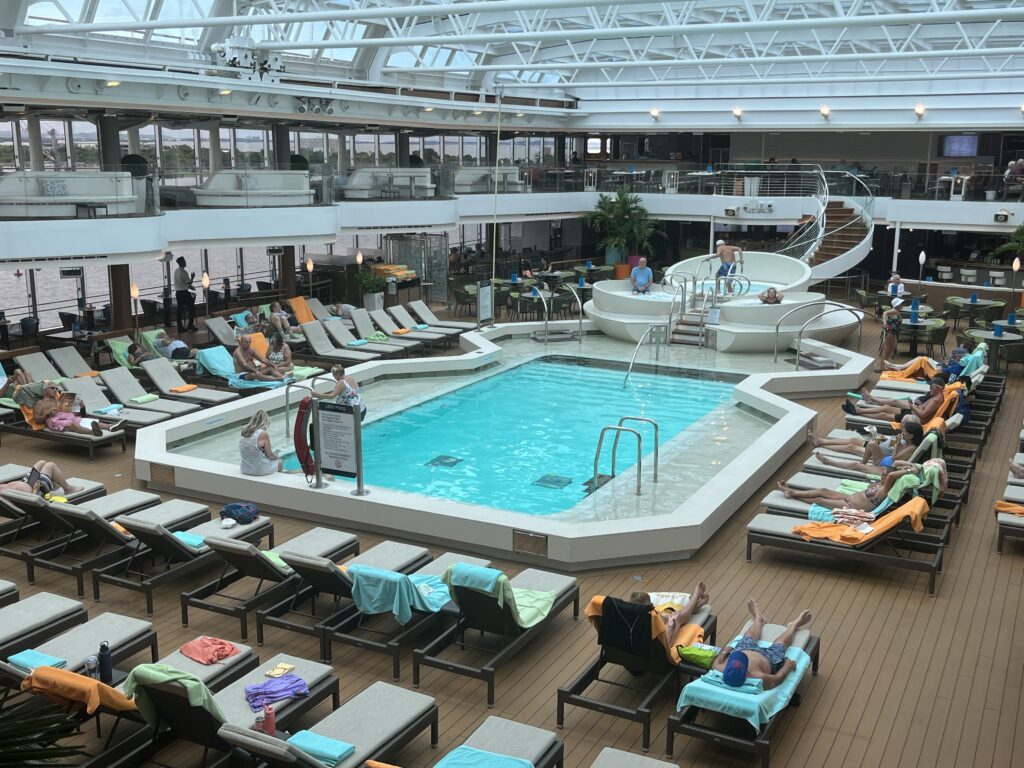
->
[515, 112, 525, 117]
[914, 103, 926, 119]
[731, 107, 743, 121]
[649, 108, 661, 119]
[423, 106, 434, 112]
[105, 80, 121, 87]
[1020, 104, 1024, 116]
[218, 88, 233, 95]
[473, 110, 483, 115]
[819, 105, 831, 120]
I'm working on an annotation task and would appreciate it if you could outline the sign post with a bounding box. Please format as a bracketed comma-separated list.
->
[316, 400, 368, 495]
[477, 280, 494, 328]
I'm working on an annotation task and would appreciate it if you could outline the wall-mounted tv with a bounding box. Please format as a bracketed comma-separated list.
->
[940, 134, 979, 157]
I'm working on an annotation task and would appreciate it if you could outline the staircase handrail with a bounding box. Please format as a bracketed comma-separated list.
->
[772, 300, 862, 362]
[797, 171, 877, 265]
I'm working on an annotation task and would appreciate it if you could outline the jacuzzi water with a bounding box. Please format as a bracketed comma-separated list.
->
[174, 358, 740, 516]
[696, 279, 776, 294]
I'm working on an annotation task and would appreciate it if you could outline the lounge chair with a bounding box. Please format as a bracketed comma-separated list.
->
[141, 358, 239, 405]
[409, 299, 478, 330]
[0, 579, 16, 608]
[665, 621, 821, 768]
[25, 498, 209, 596]
[387, 304, 463, 338]
[413, 564, 580, 705]
[322, 319, 406, 357]
[0, 591, 86, 659]
[93, 513, 274, 614]
[205, 316, 239, 349]
[47, 346, 103, 381]
[996, 489, 1024, 553]
[746, 498, 943, 594]
[368, 308, 447, 346]
[591, 748, 676, 767]
[557, 593, 717, 751]
[350, 308, 424, 352]
[419, 716, 563, 768]
[15, 351, 63, 382]
[0, 462, 105, 501]
[5, 611, 158, 675]
[305, 297, 333, 322]
[61, 377, 169, 432]
[0, 413, 127, 461]
[123, 653, 338, 765]
[181, 526, 359, 640]
[256, 539, 433, 658]
[218, 680, 438, 768]
[298, 322, 380, 364]
[98, 367, 201, 417]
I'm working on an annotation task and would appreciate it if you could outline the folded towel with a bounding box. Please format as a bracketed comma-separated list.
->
[701, 669, 765, 694]
[111, 521, 134, 539]
[74, 371, 100, 378]
[8, 649, 68, 673]
[347, 339, 369, 347]
[264, 551, 293, 573]
[414, 323, 429, 330]
[368, 331, 389, 342]
[394, 328, 411, 335]
[95, 404, 124, 414]
[434, 745, 534, 768]
[286, 730, 355, 767]
[131, 393, 159, 404]
[170, 384, 197, 393]
[996, 501, 1024, 517]
[173, 530, 205, 549]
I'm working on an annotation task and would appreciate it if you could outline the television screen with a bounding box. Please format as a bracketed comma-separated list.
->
[941, 135, 979, 157]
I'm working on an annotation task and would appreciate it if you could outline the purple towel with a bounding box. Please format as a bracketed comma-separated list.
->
[244, 672, 310, 712]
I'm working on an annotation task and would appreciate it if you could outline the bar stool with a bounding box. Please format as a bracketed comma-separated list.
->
[937, 266, 954, 282]
[960, 268, 977, 284]
[990, 271, 1007, 286]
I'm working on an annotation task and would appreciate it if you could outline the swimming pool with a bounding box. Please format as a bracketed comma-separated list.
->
[174, 357, 738, 516]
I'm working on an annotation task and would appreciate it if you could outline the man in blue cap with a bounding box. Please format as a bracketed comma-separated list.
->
[712, 600, 812, 690]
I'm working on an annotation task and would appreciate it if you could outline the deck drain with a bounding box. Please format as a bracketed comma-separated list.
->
[533, 474, 572, 489]
[426, 455, 463, 468]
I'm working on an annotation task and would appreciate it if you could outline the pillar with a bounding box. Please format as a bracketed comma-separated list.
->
[97, 114, 122, 171]
[279, 245, 297, 297]
[272, 124, 291, 170]
[108, 264, 132, 331]
[397, 132, 410, 167]
[709, 216, 717, 252]
[207, 127, 223, 172]
[127, 127, 141, 155]
[26, 116, 44, 171]
[555, 135, 566, 167]
[486, 133, 498, 167]
[890, 223, 902, 273]
[574, 134, 586, 160]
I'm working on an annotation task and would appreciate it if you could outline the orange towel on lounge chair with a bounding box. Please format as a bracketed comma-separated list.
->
[364, 762, 400, 768]
[584, 594, 704, 664]
[393, 328, 411, 335]
[995, 501, 1024, 517]
[21, 666, 136, 715]
[289, 296, 315, 325]
[880, 358, 937, 381]
[19, 404, 44, 431]
[170, 384, 197, 393]
[792, 497, 929, 545]
[249, 332, 270, 358]
[74, 371, 100, 378]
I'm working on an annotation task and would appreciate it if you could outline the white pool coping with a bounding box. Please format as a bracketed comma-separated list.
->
[134, 322, 873, 570]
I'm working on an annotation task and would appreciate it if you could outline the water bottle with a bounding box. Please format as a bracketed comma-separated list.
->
[262, 704, 276, 735]
[98, 641, 113, 684]
[84, 655, 98, 679]
[253, 714, 264, 732]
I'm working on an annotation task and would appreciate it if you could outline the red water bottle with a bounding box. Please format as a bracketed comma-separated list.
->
[262, 704, 276, 735]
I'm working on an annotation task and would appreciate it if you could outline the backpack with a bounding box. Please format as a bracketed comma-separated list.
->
[220, 502, 260, 524]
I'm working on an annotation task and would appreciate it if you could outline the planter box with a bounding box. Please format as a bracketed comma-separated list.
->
[362, 292, 384, 311]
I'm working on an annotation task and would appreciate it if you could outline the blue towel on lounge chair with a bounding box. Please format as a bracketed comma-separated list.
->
[414, 323, 430, 331]
[434, 745, 534, 768]
[286, 730, 354, 767]
[347, 564, 450, 625]
[677, 640, 811, 732]
[808, 503, 833, 522]
[230, 311, 251, 329]
[447, 563, 502, 593]
[346, 339, 368, 347]
[195, 346, 287, 390]
[8, 649, 68, 673]
[173, 530, 205, 549]
[957, 343, 986, 378]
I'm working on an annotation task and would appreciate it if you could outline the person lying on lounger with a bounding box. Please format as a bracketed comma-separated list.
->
[843, 378, 946, 423]
[807, 415, 923, 469]
[1011, 460, 1024, 480]
[883, 345, 968, 379]
[628, 582, 709, 640]
[0, 366, 31, 398]
[777, 466, 913, 511]
[0, 459, 82, 496]
[32, 383, 124, 436]
[232, 335, 287, 382]
[712, 600, 812, 690]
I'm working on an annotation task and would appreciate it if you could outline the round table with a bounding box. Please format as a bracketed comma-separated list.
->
[969, 329, 1023, 373]
[950, 297, 1001, 307]
[898, 305, 933, 316]
[900, 319, 933, 358]
[992, 319, 1022, 329]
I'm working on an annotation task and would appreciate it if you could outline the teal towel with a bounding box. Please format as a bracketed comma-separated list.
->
[230, 311, 251, 328]
[195, 346, 286, 390]
[414, 323, 430, 330]
[347, 564, 451, 625]
[173, 530, 205, 549]
[95, 403, 124, 414]
[808, 504, 834, 522]
[448, 563, 502, 593]
[286, 730, 354, 767]
[8, 649, 67, 673]
[701, 669, 765, 694]
[435, 745, 534, 768]
[346, 339, 368, 347]
[323, 316, 341, 322]
[870, 497, 895, 518]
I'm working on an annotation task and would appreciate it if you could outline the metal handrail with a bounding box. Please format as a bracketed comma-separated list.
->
[623, 324, 663, 387]
[771, 300, 864, 363]
[557, 283, 584, 347]
[531, 287, 550, 352]
[793, 306, 866, 371]
[612, 416, 659, 483]
[592, 425, 643, 496]
[716, 273, 751, 297]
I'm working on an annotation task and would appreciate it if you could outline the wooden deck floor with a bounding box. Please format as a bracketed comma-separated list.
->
[1, 326, 1021, 768]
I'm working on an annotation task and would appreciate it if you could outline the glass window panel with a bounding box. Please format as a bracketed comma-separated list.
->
[443, 136, 460, 163]
[423, 136, 441, 165]
[353, 134, 376, 165]
[378, 134, 395, 166]
[0, 121, 14, 170]
[70, 120, 99, 169]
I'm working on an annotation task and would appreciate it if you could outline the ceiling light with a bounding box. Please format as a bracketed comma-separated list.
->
[218, 89, 233, 95]
[649, 108, 661, 119]
[423, 106, 434, 112]
[473, 110, 483, 115]
[105, 80, 121, 87]
[914, 103, 926, 119]
[819, 105, 831, 119]
[1020, 104, 1024, 116]
[731, 107, 743, 121]
[515, 112, 525, 117]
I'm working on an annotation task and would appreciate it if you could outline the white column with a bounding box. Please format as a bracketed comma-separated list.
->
[127, 127, 142, 154]
[709, 217, 716, 252]
[890, 223, 902, 272]
[26, 115, 45, 171]
[208, 127, 223, 172]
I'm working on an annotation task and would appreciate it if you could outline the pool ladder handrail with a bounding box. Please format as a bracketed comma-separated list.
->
[792, 306, 865, 371]
[530, 286, 550, 352]
[623, 323, 668, 387]
[592, 425, 643, 496]
[556, 283, 585, 347]
[771, 300, 863, 364]
[612, 416, 659, 484]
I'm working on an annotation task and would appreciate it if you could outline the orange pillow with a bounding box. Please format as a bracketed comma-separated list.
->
[74, 371, 100, 378]
[170, 384, 198, 393]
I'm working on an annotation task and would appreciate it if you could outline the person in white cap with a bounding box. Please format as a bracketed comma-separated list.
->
[877, 297, 904, 371]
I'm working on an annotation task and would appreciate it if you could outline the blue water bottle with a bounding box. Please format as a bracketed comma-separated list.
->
[98, 641, 113, 684]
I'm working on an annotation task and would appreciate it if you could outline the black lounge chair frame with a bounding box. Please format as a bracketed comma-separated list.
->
[665, 634, 821, 768]
[413, 582, 581, 706]
[763, 494, 958, 543]
[0, 420, 127, 461]
[92, 520, 274, 614]
[556, 608, 718, 752]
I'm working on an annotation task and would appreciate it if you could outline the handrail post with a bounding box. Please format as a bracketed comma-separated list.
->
[284, 379, 316, 444]
[593, 425, 644, 495]
[773, 300, 865, 364]
[617, 416, 659, 483]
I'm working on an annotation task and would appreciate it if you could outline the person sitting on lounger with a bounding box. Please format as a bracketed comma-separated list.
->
[777, 460, 943, 511]
[628, 582, 709, 640]
[232, 335, 287, 382]
[265, 332, 293, 372]
[32, 383, 124, 435]
[0, 366, 31, 398]
[807, 415, 924, 468]
[0, 459, 82, 496]
[268, 302, 296, 336]
[712, 600, 812, 690]
[126, 343, 156, 366]
[154, 331, 198, 360]
[843, 378, 946, 423]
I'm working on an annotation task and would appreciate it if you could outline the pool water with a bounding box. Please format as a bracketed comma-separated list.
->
[283, 359, 735, 515]
[696, 279, 776, 294]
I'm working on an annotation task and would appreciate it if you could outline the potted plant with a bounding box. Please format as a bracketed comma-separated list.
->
[357, 269, 387, 311]
[583, 187, 660, 278]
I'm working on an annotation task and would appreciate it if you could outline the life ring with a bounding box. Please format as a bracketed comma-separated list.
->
[293, 396, 316, 477]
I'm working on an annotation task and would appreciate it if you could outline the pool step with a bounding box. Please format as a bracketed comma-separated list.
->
[672, 312, 707, 346]
[582, 474, 614, 494]
[786, 348, 839, 369]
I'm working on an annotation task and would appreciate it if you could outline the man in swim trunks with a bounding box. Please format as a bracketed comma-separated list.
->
[712, 600, 813, 690]
[31, 383, 124, 436]
[845, 378, 946, 422]
[715, 239, 743, 278]
[882, 346, 968, 379]
[0, 459, 82, 496]
[630, 257, 654, 295]
[233, 335, 287, 382]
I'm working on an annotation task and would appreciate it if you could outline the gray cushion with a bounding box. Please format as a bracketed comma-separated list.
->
[213, 654, 332, 726]
[592, 748, 676, 768]
[1005, 485, 1024, 504]
[998, 512, 1024, 529]
[153, 641, 253, 684]
[737, 620, 811, 650]
[271, 527, 357, 558]
[119, 499, 208, 527]
[346, 540, 427, 571]
[178, 516, 271, 553]
[416, 551, 490, 577]
[77, 489, 160, 518]
[35, 612, 152, 671]
[761, 491, 810, 514]
[747, 513, 801, 537]
[463, 716, 557, 764]
[309, 681, 435, 768]
[510, 568, 577, 598]
[0, 580, 15, 598]
[0, 592, 83, 645]
[786, 472, 844, 491]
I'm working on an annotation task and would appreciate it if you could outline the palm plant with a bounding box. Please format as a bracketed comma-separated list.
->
[583, 187, 660, 263]
[0, 696, 86, 766]
[991, 222, 1024, 262]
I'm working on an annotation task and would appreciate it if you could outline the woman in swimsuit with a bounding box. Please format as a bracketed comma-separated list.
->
[777, 467, 916, 511]
[877, 298, 903, 372]
[808, 420, 924, 471]
[266, 332, 293, 373]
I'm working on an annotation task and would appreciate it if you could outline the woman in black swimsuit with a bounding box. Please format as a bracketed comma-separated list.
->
[777, 467, 916, 511]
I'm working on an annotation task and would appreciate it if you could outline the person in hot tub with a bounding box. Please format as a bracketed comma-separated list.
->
[630, 257, 654, 295]
[758, 287, 784, 304]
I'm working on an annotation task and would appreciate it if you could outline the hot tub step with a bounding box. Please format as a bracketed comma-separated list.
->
[786, 350, 839, 369]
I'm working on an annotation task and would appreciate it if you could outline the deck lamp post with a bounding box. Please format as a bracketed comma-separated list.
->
[201, 272, 210, 318]
[129, 281, 140, 335]
[1014, 257, 1021, 310]
[305, 255, 314, 298]
[918, 250, 926, 285]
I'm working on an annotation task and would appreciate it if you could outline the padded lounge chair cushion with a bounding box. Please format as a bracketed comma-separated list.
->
[0, 592, 83, 646]
[463, 716, 558, 764]
[416, 552, 490, 577]
[0, 464, 103, 498]
[77, 489, 160, 518]
[998, 513, 1024, 530]
[592, 748, 676, 768]
[761, 492, 814, 514]
[0, 580, 14, 599]
[748, 513, 802, 538]
[346, 540, 427, 571]
[509, 568, 577, 598]
[737, 620, 812, 651]
[117, 499, 208, 527]
[152, 641, 253, 685]
[213, 654, 332, 726]
[272, 527, 357, 557]
[1005, 485, 1024, 504]
[34, 612, 152, 670]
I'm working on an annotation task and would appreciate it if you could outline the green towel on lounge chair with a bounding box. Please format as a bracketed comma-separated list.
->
[140, 329, 164, 357]
[264, 551, 293, 573]
[123, 663, 224, 727]
[0, 397, 17, 409]
[108, 339, 134, 369]
[289, 365, 322, 382]
[919, 464, 945, 504]
[441, 563, 555, 628]
[368, 331, 389, 342]
[886, 472, 923, 504]
[131, 393, 159, 404]
[836, 479, 869, 496]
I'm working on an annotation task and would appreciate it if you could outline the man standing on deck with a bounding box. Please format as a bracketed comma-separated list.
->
[173, 256, 197, 333]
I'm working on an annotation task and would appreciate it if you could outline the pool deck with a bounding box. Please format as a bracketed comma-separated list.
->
[136, 323, 872, 570]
